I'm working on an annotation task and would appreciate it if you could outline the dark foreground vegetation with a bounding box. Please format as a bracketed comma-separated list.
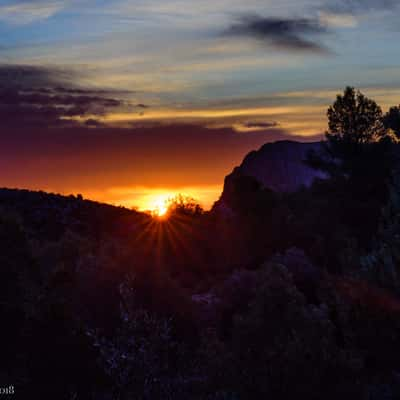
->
[2, 87, 400, 399]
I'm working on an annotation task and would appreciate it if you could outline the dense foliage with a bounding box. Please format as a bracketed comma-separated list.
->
[1, 88, 400, 399]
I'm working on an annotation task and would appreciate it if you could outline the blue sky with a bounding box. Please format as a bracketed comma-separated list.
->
[2, 0, 400, 119]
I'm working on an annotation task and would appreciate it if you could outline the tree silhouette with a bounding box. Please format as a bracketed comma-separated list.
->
[383, 105, 400, 139]
[167, 194, 204, 217]
[307, 87, 390, 179]
[327, 87, 384, 144]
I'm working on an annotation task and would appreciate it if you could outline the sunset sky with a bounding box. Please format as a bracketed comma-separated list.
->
[1, 0, 400, 210]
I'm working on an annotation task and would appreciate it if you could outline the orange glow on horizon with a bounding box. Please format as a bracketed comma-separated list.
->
[58, 185, 221, 213]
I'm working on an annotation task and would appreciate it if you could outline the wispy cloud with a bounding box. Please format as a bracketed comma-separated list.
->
[317, 0, 400, 27]
[318, 11, 358, 28]
[324, 0, 399, 15]
[0, 1, 67, 24]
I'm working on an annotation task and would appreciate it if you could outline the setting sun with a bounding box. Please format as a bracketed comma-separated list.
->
[146, 192, 175, 217]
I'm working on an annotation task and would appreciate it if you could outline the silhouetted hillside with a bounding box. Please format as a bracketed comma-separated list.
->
[0, 188, 148, 240]
[2, 164, 400, 399]
[3, 84, 400, 400]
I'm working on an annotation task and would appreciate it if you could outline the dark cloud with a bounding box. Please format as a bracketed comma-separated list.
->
[0, 64, 128, 128]
[53, 86, 134, 96]
[0, 64, 74, 90]
[224, 15, 330, 54]
[85, 118, 105, 128]
[243, 121, 278, 129]
[325, 0, 398, 14]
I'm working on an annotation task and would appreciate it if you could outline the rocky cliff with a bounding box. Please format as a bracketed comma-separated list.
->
[216, 141, 325, 210]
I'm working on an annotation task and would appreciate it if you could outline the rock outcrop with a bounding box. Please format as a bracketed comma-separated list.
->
[216, 141, 325, 210]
